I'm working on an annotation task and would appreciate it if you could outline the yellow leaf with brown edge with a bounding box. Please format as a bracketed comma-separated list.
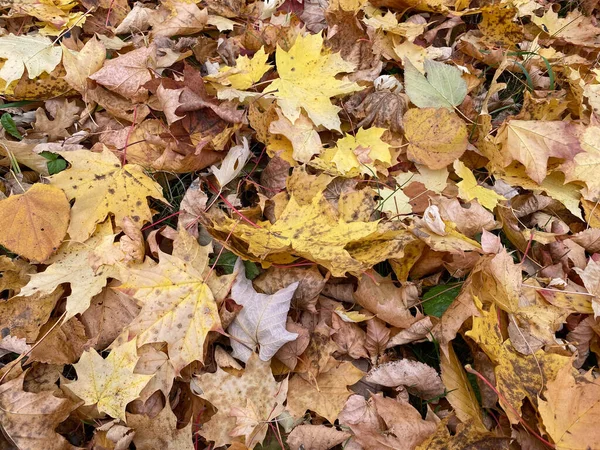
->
[286, 361, 364, 423]
[0, 184, 69, 262]
[49, 147, 167, 243]
[67, 339, 152, 422]
[404, 108, 468, 170]
[465, 302, 572, 424]
[0, 62, 72, 100]
[119, 229, 235, 374]
[538, 363, 600, 450]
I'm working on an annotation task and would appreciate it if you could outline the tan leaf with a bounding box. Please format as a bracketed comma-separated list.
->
[365, 359, 444, 399]
[253, 265, 326, 313]
[192, 354, 288, 448]
[286, 361, 364, 423]
[0, 287, 63, 342]
[538, 363, 600, 450]
[0, 374, 77, 450]
[120, 229, 233, 373]
[127, 404, 193, 450]
[354, 271, 422, 328]
[28, 317, 87, 365]
[503, 120, 581, 184]
[32, 98, 80, 140]
[17, 221, 117, 319]
[90, 45, 157, 102]
[80, 283, 141, 351]
[287, 425, 351, 450]
[269, 109, 323, 163]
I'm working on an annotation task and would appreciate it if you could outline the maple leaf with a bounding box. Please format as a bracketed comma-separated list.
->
[206, 188, 380, 277]
[68, 339, 152, 422]
[192, 353, 288, 448]
[440, 343, 486, 430]
[0, 34, 62, 87]
[563, 125, 600, 201]
[89, 44, 156, 102]
[228, 258, 298, 362]
[503, 120, 581, 184]
[287, 425, 351, 450]
[269, 109, 323, 163]
[416, 419, 511, 450]
[49, 147, 167, 243]
[17, 221, 117, 319]
[209, 47, 272, 90]
[119, 228, 234, 373]
[538, 363, 600, 450]
[61, 36, 106, 93]
[314, 127, 393, 176]
[270, 32, 362, 131]
[0, 373, 78, 450]
[0, 184, 69, 262]
[286, 361, 364, 423]
[127, 405, 193, 450]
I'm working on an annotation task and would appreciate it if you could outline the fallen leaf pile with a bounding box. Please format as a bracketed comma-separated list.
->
[3, 0, 600, 449]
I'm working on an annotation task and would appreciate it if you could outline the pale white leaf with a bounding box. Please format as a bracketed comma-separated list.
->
[365, 359, 444, 399]
[228, 258, 299, 362]
[0, 34, 62, 86]
[210, 137, 251, 188]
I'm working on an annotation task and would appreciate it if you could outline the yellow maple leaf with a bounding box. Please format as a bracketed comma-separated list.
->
[204, 171, 415, 277]
[119, 229, 234, 373]
[466, 303, 571, 424]
[0, 184, 69, 262]
[270, 32, 362, 131]
[210, 47, 272, 90]
[50, 147, 167, 243]
[17, 221, 117, 320]
[313, 127, 392, 176]
[192, 354, 288, 448]
[454, 161, 505, 210]
[68, 339, 152, 422]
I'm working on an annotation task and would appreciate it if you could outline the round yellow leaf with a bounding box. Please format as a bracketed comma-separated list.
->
[404, 108, 468, 170]
[0, 184, 69, 262]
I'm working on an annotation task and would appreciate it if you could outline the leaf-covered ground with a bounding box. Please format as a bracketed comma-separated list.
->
[1, 0, 600, 449]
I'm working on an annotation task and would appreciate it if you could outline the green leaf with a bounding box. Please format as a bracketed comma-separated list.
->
[40, 151, 67, 175]
[422, 284, 462, 318]
[1, 113, 22, 139]
[210, 250, 260, 279]
[404, 59, 467, 109]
